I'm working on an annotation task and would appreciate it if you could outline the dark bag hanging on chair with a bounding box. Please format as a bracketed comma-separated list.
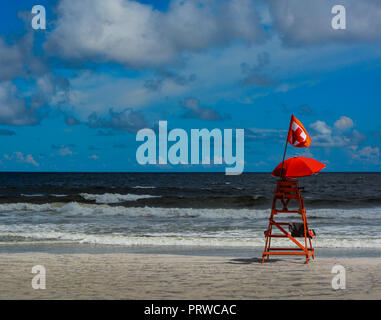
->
[288, 222, 315, 238]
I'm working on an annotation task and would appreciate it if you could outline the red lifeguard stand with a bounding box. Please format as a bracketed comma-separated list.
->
[262, 115, 325, 264]
[262, 179, 314, 264]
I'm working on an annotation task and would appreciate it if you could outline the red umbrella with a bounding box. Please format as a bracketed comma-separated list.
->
[272, 156, 326, 179]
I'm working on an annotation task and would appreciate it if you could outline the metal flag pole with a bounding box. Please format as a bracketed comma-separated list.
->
[279, 115, 293, 180]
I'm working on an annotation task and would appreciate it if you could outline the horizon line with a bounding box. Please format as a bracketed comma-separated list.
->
[0, 171, 380, 174]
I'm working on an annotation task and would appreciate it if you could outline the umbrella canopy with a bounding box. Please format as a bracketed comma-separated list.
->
[272, 156, 326, 179]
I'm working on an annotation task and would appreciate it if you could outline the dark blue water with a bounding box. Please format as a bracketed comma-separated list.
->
[0, 172, 380, 249]
[0, 172, 380, 208]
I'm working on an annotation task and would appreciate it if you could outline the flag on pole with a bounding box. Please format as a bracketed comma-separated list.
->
[287, 115, 311, 148]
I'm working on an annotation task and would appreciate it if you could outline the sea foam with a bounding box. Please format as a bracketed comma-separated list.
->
[79, 193, 160, 203]
[1, 231, 381, 248]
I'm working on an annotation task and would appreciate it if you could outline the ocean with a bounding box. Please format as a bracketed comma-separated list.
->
[0, 172, 381, 256]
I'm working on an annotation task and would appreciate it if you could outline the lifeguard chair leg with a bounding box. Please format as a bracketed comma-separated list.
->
[262, 224, 272, 263]
[266, 224, 273, 261]
[310, 238, 314, 259]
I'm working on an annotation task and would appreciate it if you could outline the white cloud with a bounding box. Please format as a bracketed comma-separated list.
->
[268, 0, 381, 46]
[51, 144, 75, 156]
[0, 39, 24, 81]
[351, 146, 380, 164]
[24, 154, 39, 167]
[88, 108, 149, 133]
[0, 81, 39, 126]
[334, 116, 354, 131]
[58, 146, 73, 156]
[45, 0, 265, 67]
[309, 117, 365, 148]
[182, 98, 228, 120]
[310, 120, 332, 136]
[4, 152, 39, 167]
[0, 36, 60, 126]
[48, 32, 381, 118]
[61, 70, 193, 118]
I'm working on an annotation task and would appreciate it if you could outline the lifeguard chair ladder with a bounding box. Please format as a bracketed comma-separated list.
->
[262, 180, 314, 264]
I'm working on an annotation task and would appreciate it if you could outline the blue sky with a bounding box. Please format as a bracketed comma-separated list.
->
[0, 0, 380, 172]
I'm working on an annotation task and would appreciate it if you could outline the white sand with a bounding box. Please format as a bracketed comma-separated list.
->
[0, 253, 380, 299]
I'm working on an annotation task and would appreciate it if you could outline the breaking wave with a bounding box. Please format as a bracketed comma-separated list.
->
[1, 231, 381, 248]
[79, 193, 160, 204]
[1, 202, 381, 219]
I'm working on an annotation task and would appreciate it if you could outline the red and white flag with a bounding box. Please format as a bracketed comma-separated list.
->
[287, 115, 311, 148]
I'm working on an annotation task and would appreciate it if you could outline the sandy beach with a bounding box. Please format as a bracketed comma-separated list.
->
[0, 252, 380, 299]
